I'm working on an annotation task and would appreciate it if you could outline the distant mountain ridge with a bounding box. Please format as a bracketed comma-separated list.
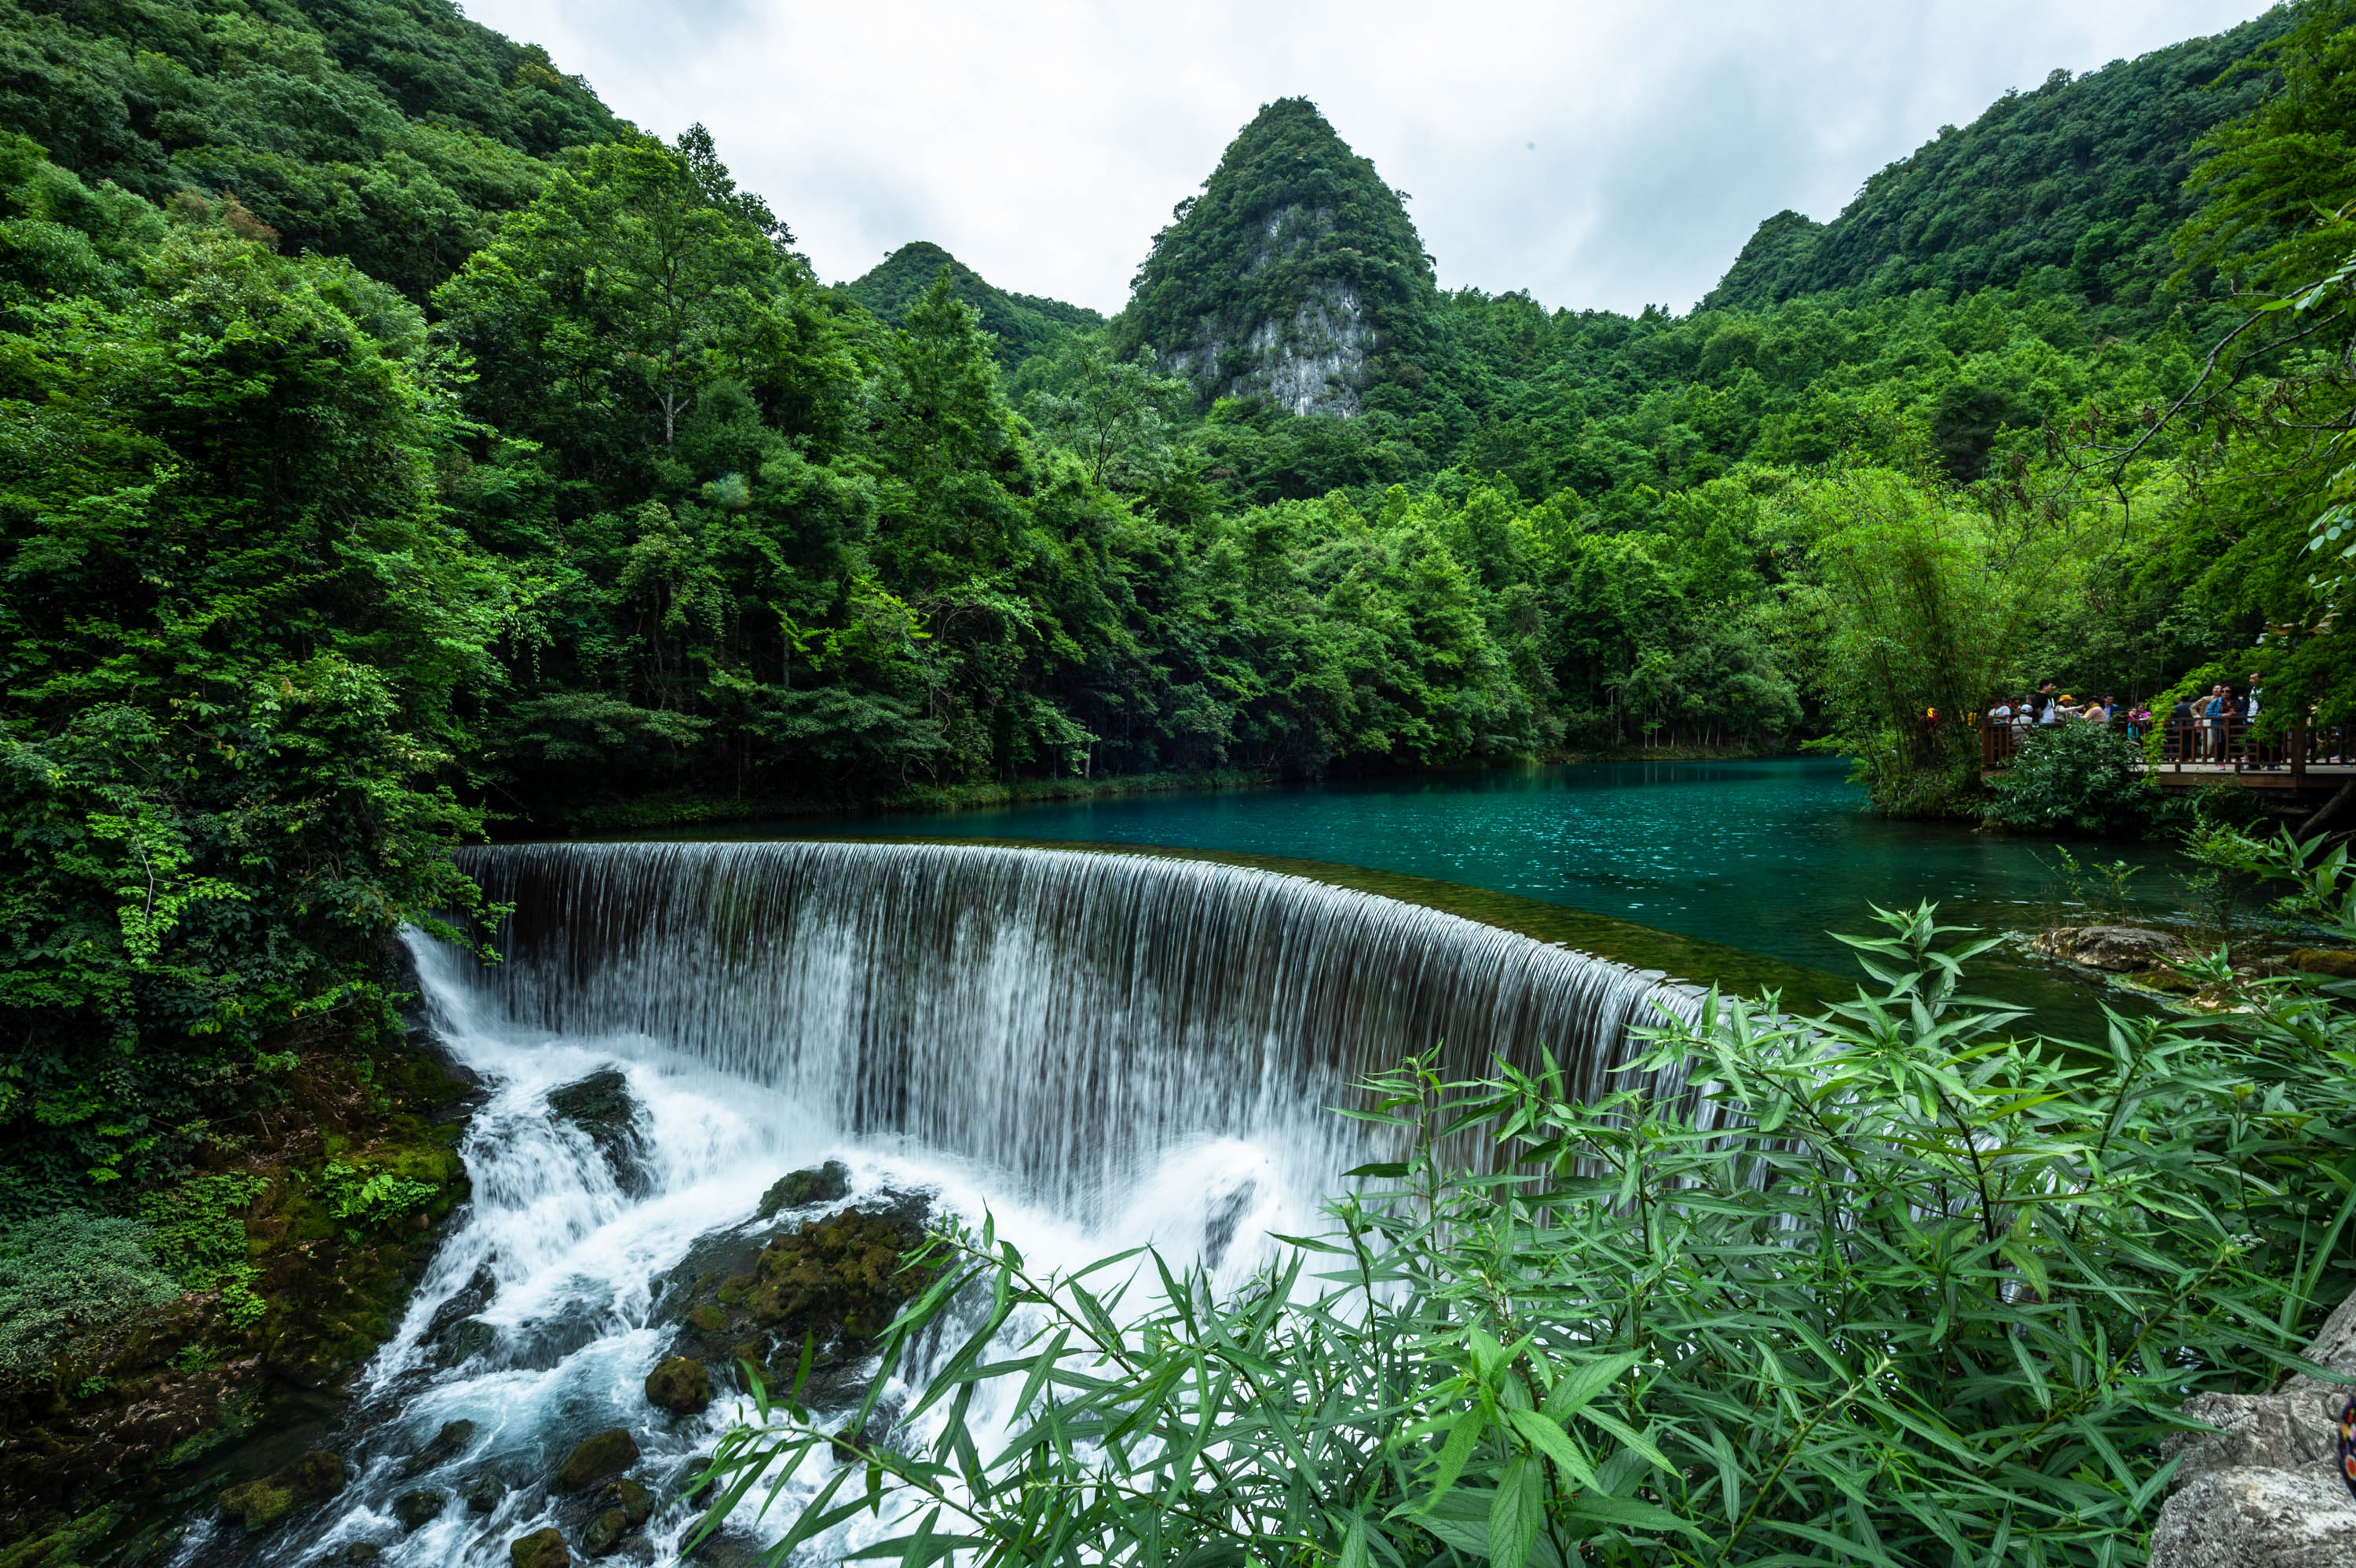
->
[843, 240, 1103, 369]
[1703, 7, 2295, 315]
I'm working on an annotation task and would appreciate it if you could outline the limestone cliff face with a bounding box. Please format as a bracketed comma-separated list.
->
[1116, 100, 1431, 418]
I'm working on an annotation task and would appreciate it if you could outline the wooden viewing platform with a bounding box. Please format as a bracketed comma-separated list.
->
[1981, 716, 2356, 791]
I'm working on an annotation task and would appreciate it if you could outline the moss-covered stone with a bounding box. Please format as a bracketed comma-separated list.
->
[0, 1019, 488, 1553]
[2127, 967, 2198, 995]
[2292, 947, 2356, 978]
[510, 1527, 570, 1568]
[218, 1449, 346, 1530]
[580, 1478, 654, 1558]
[553, 1427, 639, 1493]
[686, 1303, 728, 1333]
[744, 1208, 936, 1346]
[758, 1160, 850, 1218]
[646, 1354, 712, 1414]
[391, 1488, 445, 1531]
[460, 1472, 508, 1515]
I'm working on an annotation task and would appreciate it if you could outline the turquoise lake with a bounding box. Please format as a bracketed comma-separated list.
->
[737, 756, 2193, 1033]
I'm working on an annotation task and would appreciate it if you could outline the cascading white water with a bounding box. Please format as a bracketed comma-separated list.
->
[196, 842, 1703, 1568]
[459, 841, 1701, 1211]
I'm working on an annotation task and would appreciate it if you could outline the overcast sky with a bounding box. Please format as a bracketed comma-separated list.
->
[457, 0, 2272, 318]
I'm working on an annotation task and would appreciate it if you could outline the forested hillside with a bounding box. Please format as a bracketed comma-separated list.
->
[1703, 8, 2296, 320]
[0, 0, 2351, 1410]
[844, 239, 1101, 371]
[0, 0, 624, 294]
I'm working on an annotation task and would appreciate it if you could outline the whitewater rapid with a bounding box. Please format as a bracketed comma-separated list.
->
[181, 842, 1700, 1567]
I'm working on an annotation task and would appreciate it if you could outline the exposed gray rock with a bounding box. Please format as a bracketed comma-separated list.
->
[1161, 207, 1373, 418]
[2149, 1467, 2356, 1567]
[2149, 1284, 2356, 1566]
[2032, 925, 2188, 972]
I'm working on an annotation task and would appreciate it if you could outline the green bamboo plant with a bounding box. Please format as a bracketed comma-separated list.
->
[697, 874, 2356, 1568]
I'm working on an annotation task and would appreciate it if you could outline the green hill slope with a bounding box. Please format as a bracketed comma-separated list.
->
[844, 239, 1103, 369]
[1703, 8, 2295, 318]
[0, 0, 627, 295]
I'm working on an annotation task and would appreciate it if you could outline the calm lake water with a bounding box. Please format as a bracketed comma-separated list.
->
[753, 757, 2191, 1035]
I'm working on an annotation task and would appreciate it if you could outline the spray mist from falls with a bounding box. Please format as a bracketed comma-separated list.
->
[455, 840, 1703, 1215]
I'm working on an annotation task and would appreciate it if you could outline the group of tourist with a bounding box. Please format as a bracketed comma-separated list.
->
[1986, 677, 2263, 757]
[1988, 683, 2156, 737]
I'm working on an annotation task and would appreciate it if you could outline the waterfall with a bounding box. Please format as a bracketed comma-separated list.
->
[452, 839, 1702, 1215]
[183, 840, 1707, 1568]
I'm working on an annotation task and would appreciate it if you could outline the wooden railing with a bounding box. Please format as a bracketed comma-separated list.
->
[1981, 715, 2354, 779]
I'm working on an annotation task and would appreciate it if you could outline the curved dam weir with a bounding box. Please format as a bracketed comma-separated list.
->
[188, 840, 1712, 1568]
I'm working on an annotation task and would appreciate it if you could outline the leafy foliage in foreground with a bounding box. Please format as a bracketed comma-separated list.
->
[703, 876, 2356, 1566]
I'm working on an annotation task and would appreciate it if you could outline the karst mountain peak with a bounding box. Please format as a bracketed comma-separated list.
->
[1110, 97, 1434, 418]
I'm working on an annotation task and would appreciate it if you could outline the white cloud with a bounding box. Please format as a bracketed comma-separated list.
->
[456, 0, 2270, 316]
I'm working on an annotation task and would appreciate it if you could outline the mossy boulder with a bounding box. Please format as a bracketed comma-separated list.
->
[510, 1527, 570, 1568]
[686, 1303, 728, 1333]
[743, 1207, 936, 1345]
[391, 1488, 445, 1531]
[580, 1478, 655, 1558]
[552, 1427, 640, 1493]
[218, 1449, 347, 1530]
[2292, 947, 2356, 979]
[460, 1472, 508, 1515]
[759, 1160, 850, 1218]
[646, 1355, 712, 1414]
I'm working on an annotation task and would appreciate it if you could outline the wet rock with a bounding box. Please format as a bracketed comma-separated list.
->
[461, 1471, 509, 1515]
[403, 1416, 478, 1477]
[391, 1488, 446, 1531]
[646, 1354, 712, 1414]
[580, 1478, 656, 1557]
[510, 1526, 571, 1568]
[547, 1069, 651, 1197]
[218, 1449, 348, 1530]
[742, 1205, 938, 1346]
[553, 1427, 640, 1493]
[2032, 924, 2188, 972]
[423, 1264, 499, 1367]
[326, 1546, 383, 1566]
[680, 1525, 770, 1565]
[759, 1159, 850, 1218]
[686, 1304, 728, 1333]
[2290, 947, 2356, 979]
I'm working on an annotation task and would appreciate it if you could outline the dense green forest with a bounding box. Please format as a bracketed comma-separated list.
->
[1, 0, 2351, 1208]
